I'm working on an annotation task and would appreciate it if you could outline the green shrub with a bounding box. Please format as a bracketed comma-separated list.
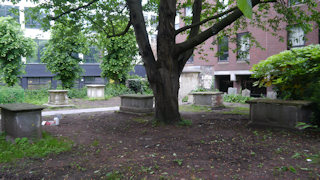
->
[127, 78, 153, 94]
[0, 132, 73, 163]
[68, 87, 87, 99]
[0, 86, 24, 104]
[24, 88, 48, 105]
[182, 96, 188, 102]
[105, 83, 133, 97]
[223, 94, 253, 104]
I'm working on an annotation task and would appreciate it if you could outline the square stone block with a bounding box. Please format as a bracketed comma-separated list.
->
[190, 92, 224, 107]
[120, 94, 154, 114]
[0, 103, 45, 139]
[246, 99, 313, 129]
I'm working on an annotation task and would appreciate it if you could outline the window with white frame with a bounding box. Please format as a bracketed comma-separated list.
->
[24, 7, 46, 29]
[150, 15, 157, 28]
[218, 36, 229, 61]
[185, 7, 192, 17]
[237, 33, 250, 61]
[0, 5, 19, 22]
[27, 39, 48, 63]
[288, 25, 304, 48]
[175, 12, 180, 30]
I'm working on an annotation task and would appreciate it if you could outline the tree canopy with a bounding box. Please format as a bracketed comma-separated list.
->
[41, 22, 89, 89]
[0, 16, 35, 86]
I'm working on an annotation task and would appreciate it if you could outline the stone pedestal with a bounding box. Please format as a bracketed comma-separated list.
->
[246, 99, 313, 129]
[45, 90, 73, 107]
[190, 92, 224, 107]
[86, 85, 105, 98]
[120, 94, 154, 114]
[0, 103, 45, 139]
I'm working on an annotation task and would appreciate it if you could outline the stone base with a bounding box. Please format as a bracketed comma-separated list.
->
[246, 99, 313, 129]
[0, 103, 45, 139]
[119, 106, 154, 115]
[119, 94, 154, 115]
[43, 104, 75, 108]
[190, 92, 224, 107]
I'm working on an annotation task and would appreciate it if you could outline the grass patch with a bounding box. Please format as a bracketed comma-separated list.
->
[132, 117, 149, 124]
[24, 89, 48, 105]
[179, 105, 212, 112]
[178, 119, 192, 126]
[223, 94, 253, 104]
[221, 107, 249, 115]
[0, 132, 73, 163]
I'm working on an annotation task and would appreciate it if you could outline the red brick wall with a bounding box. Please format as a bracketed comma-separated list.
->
[176, 3, 320, 71]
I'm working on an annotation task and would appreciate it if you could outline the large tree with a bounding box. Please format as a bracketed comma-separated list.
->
[29, 0, 320, 123]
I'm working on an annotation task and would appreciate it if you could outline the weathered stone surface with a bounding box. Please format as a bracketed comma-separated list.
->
[0, 103, 45, 139]
[179, 71, 200, 103]
[246, 99, 313, 129]
[87, 85, 105, 98]
[119, 94, 154, 114]
[190, 92, 224, 107]
[242, 89, 251, 97]
[46, 90, 72, 107]
[267, 91, 277, 99]
[228, 87, 237, 95]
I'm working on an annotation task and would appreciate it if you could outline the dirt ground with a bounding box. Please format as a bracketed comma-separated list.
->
[1, 106, 320, 179]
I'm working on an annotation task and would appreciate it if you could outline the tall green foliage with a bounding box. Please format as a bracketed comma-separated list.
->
[41, 22, 89, 89]
[0, 17, 35, 86]
[252, 45, 320, 100]
[98, 32, 138, 83]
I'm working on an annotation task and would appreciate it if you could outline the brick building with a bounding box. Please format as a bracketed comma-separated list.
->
[176, 2, 320, 97]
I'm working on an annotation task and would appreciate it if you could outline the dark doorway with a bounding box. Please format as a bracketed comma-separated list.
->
[239, 75, 266, 97]
[216, 75, 233, 93]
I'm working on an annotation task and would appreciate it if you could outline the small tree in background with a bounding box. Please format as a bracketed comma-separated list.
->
[0, 17, 35, 86]
[98, 32, 138, 83]
[42, 22, 89, 89]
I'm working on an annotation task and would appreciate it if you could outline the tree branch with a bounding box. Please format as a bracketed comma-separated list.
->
[126, 0, 157, 82]
[49, 0, 99, 20]
[177, 0, 202, 74]
[175, 6, 237, 36]
[107, 19, 132, 38]
[175, 0, 277, 55]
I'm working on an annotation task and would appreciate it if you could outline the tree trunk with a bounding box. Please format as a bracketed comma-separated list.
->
[150, 59, 181, 124]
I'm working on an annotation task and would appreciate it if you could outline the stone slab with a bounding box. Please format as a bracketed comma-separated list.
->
[0, 103, 45, 112]
[1, 103, 44, 139]
[247, 99, 313, 129]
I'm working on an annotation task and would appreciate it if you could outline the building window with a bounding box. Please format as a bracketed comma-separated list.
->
[187, 56, 194, 64]
[0, 5, 19, 22]
[218, 36, 229, 61]
[150, 15, 157, 28]
[27, 77, 51, 89]
[288, 25, 304, 49]
[83, 46, 100, 63]
[24, 7, 45, 29]
[175, 13, 180, 30]
[237, 33, 250, 61]
[185, 7, 192, 17]
[27, 39, 48, 63]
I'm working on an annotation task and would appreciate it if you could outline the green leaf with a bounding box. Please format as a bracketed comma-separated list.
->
[237, 0, 252, 19]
